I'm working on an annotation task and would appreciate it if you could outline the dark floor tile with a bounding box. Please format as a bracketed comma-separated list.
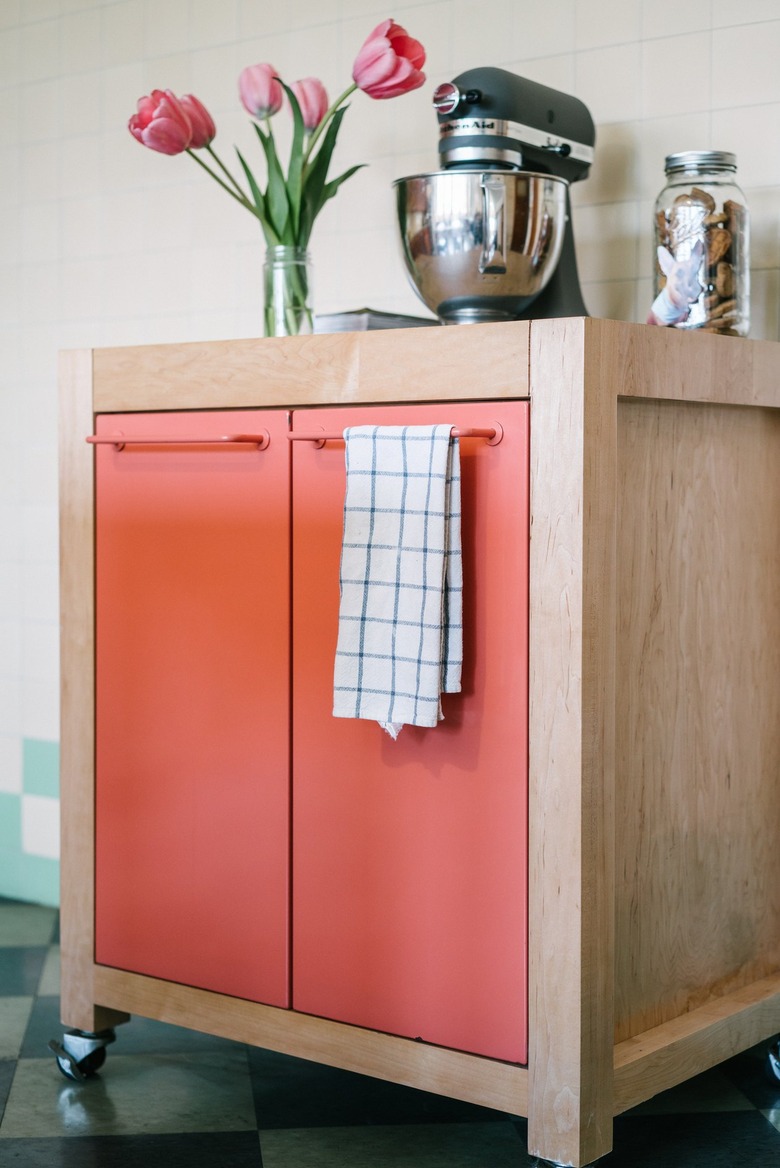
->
[0, 1060, 15, 1122]
[721, 1039, 780, 1110]
[0, 1131, 263, 1167]
[605, 1109, 780, 1166]
[0, 902, 57, 949]
[23, 994, 243, 1060]
[247, 1045, 516, 1130]
[0, 948, 48, 996]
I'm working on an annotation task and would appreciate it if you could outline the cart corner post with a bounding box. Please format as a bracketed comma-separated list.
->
[527, 319, 617, 1167]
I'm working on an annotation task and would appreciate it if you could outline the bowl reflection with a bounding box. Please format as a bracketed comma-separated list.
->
[394, 170, 568, 324]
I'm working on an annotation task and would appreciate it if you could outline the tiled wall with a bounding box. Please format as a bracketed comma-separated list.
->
[1, 0, 778, 905]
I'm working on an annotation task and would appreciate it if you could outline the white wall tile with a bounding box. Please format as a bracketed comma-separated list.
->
[102, 0, 145, 69]
[509, 0, 577, 60]
[576, 0, 642, 50]
[712, 21, 780, 109]
[60, 8, 100, 75]
[641, 0, 711, 39]
[189, 0, 238, 48]
[0, 734, 22, 796]
[575, 41, 642, 123]
[713, 1, 780, 26]
[641, 32, 712, 119]
[0, 622, 22, 679]
[22, 793, 59, 859]
[22, 674, 59, 741]
[711, 104, 780, 189]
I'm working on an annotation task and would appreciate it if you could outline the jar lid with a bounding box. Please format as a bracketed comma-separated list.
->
[664, 150, 737, 175]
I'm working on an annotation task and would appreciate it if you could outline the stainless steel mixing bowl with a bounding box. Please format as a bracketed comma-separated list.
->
[393, 170, 569, 324]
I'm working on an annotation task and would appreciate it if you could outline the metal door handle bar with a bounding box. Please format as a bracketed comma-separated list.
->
[86, 432, 271, 451]
[288, 424, 503, 448]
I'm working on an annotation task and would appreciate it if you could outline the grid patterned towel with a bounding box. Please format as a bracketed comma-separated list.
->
[333, 425, 462, 739]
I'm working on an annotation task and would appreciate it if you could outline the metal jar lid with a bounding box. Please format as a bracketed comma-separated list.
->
[664, 150, 737, 175]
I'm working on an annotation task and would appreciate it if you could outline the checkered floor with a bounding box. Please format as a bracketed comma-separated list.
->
[1, 897, 779, 1166]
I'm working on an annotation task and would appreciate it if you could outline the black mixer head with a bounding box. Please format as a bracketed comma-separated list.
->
[433, 66, 595, 183]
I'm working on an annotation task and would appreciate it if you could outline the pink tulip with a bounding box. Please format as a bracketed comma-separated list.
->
[352, 19, 426, 100]
[239, 63, 284, 118]
[179, 94, 216, 148]
[290, 77, 329, 131]
[129, 89, 192, 154]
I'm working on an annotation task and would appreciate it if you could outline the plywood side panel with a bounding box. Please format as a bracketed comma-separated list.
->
[614, 397, 780, 1041]
[90, 322, 530, 412]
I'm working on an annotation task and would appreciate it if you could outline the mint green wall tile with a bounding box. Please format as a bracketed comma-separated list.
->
[23, 739, 60, 798]
[19, 854, 59, 908]
[0, 851, 59, 908]
[0, 851, 24, 902]
[0, 794, 21, 850]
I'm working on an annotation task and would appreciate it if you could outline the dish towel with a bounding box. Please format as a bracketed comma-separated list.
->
[333, 424, 462, 739]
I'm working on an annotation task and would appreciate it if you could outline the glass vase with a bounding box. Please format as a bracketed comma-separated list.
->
[263, 245, 314, 337]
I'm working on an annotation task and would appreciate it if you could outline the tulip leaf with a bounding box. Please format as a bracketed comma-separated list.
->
[235, 147, 278, 245]
[278, 81, 305, 240]
[254, 122, 290, 242]
[299, 105, 348, 243]
[322, 164, 365, 202]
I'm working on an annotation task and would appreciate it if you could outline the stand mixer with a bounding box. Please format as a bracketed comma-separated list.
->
[394, 67, 596, 324]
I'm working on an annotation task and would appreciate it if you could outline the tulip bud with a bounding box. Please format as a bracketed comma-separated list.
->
[129, 88, 193, 155]
[352, 19, 426, 100]
[290, 78, 329, 132]
[179, 94, 216, 148]
[239, 63, 284, 119]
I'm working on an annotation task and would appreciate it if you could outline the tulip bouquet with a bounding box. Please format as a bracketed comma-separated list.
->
[129, 19, 426, 335]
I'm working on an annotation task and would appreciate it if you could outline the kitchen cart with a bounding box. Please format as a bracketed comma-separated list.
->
[57, 318, 780, 1166]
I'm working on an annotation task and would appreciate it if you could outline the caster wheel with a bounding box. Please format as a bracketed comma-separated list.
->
[48, 1028, 116, 1082]
[766, 1039, 780, 1086]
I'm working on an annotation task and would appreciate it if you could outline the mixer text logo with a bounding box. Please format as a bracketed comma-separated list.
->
[441, 119, 498, 133]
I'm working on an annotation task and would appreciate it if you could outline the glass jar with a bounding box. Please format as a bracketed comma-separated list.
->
[651, 151, 749, 336]
[263, 246, 314, 337]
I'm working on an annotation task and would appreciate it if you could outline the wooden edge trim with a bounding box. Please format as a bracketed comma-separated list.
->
[613, 973, 780, 1113]
[584, 318, 779, 411]
[92, 965, 528, 1116]
[88, 322, 530, 412]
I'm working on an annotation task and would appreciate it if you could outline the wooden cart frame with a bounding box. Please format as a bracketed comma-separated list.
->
[59, 318, 780, 1166]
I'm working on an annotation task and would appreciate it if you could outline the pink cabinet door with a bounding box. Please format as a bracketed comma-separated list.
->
[94, 411, 290, 1006]
[291, 402, 529, 1062]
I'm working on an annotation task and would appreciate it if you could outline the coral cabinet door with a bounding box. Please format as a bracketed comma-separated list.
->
[94, 411, 290, 1006]
[291, 402, 529, 1063]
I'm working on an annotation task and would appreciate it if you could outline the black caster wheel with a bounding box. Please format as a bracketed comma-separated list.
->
[48, 1028, 116, 1081]
[766, 1039, 780, 1086]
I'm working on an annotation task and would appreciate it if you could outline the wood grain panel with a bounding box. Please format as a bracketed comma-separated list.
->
[91, 322, 530, 413]
[92, 965, 529, 1116]
[614, 397, 780, 1041]
[58, 350, 128, 1033]
[526, 318, 617, 1167]
[614, 972, 780, 1113]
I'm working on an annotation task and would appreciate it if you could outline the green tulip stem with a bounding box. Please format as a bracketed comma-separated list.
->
[303, 82, 357, 165]
[186, 149, 258, 217]
[205, 144, 250, 199]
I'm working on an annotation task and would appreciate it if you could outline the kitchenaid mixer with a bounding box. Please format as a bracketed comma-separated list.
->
[394, 67, 596, 324]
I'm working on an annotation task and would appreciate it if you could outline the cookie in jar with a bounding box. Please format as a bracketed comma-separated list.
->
[649, 151, 749, 336]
